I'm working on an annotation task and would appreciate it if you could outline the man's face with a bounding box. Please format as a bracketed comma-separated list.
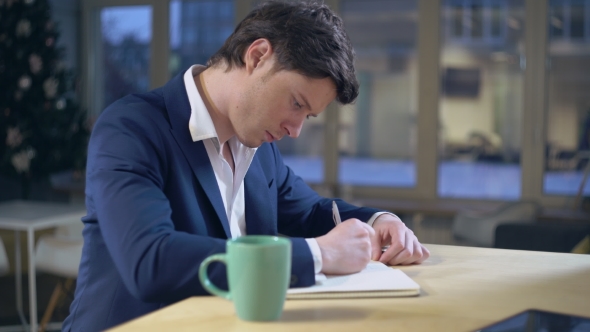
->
[230, 60, 337, 148]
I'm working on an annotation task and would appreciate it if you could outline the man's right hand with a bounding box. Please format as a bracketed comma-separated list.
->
[315, 219, 374, 275]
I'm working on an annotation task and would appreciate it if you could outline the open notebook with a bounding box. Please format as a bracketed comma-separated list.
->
[287, 261, 420, 299]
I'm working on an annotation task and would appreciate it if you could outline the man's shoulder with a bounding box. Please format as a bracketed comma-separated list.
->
[105, 88, 165, 115]
[97, 89, 169, 128]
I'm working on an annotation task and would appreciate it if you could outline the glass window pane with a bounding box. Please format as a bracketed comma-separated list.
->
[337, 0, 418, 188]
[100, 6, 152, 110]
[491, 5, 502, 37]
[570, 1, 585, 39]
[169, 0, 235, 78]
[438, 0, 525, 200]
[471, 4, 484, 38]
[544, 0, 590, 198]
[550, 3, 565, 38]
[453, 4, 464, 37]
[277, 114, 326, 184]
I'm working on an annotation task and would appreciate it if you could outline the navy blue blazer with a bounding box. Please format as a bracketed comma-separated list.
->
[63, 72, 381, 331]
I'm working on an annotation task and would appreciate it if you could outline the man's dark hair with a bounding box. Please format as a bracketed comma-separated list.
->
[207, 1, 359, 104]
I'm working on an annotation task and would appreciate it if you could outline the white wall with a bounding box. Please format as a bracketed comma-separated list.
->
[439, 47, 495, 143]
[547, 104, 578, 149]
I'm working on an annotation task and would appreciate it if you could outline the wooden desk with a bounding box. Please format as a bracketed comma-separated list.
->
[109, 244, 590, 332]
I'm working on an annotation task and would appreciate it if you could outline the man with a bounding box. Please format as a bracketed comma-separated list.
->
[63, 1, 429, 330]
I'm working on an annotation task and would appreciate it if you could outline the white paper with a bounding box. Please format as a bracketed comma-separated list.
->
[288, 261, 420, 295]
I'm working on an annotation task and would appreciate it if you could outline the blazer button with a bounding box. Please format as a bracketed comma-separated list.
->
[290, 275, 298, 286]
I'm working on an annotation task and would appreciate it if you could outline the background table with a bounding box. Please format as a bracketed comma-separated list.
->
[109, 244, 590, 332]
[0, 200, 86, 332]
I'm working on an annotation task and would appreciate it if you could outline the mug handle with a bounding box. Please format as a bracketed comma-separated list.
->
[199, 253, 231, 300]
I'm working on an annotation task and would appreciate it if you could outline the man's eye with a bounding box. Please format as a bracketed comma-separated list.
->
[294, 101, 302, 109]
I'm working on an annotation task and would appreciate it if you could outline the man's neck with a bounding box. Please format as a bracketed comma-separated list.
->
[194, 66, 235, 145]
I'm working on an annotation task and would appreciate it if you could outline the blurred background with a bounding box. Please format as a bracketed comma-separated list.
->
[1, 0, 590, 329]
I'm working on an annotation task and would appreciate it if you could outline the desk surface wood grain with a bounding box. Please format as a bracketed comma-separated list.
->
[109, 244, 590, 332]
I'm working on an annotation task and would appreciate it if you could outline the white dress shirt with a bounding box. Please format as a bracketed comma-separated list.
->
[183, 65, 393, 274]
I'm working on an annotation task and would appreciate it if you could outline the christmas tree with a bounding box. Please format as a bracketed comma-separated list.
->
[0, 0, 89, 199]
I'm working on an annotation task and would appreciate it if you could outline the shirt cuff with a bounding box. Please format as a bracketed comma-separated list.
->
[304, 238, 323, 274]
[366, 211, 400, 227]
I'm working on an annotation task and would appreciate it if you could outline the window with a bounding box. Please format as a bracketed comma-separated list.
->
[446, 0, 508, 45]
[544, 0, 590, 198]
[169, 0, 234, 77]
[438, 0, 525, 200]
[336, 0, 419, 188]
[100, 6, 152, 111]
[82, 1, 589, 210]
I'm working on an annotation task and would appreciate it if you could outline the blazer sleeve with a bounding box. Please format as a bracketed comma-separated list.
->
[263, 143, 382, 238]
[253, 143, 382, 288]
[86, 98, 230, 304]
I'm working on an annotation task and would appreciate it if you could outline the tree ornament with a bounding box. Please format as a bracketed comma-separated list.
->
[11, 152, 30, 173]
[11, 147, 36, 174]
[55, 98, 66, 110]
[6, 127, 24, 148]
[29, 54, 43, 74]
[45, 37, 54, 47]
[18, 75, 32, 90]
[16, 19, 31, 37]
[43, 77, 58, 98]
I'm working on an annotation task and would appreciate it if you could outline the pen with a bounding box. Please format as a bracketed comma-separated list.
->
[332, 201, 342, 226]
[333, 201, 389, 253]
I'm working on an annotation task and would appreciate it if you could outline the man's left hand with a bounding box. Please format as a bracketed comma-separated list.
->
[370, 214, 430, 265]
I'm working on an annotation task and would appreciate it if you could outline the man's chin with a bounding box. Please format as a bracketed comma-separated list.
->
[237, 136, 264, 148]
[246, 142, 263, 148]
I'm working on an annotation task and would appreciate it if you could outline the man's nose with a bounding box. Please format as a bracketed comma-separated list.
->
[283, 118, 304, 139]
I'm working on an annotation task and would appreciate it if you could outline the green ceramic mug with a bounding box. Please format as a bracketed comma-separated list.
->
[199, 235, 292, 321]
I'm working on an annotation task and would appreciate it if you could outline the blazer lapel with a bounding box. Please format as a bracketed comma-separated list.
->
[162, 72, 231, 238]
[244, 157, 277, 235]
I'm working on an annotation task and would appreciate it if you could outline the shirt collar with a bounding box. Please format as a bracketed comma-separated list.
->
[184, 65, 218, 145]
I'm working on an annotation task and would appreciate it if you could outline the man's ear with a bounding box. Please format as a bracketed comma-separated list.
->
[244, 38, 273, 74]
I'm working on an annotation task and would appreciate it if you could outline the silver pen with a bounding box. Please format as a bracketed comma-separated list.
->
[332, 200, 390, 252]
[332, 201, 342, 226]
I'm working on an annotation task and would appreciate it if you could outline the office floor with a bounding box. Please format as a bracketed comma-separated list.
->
[0, 273, 73, 328]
